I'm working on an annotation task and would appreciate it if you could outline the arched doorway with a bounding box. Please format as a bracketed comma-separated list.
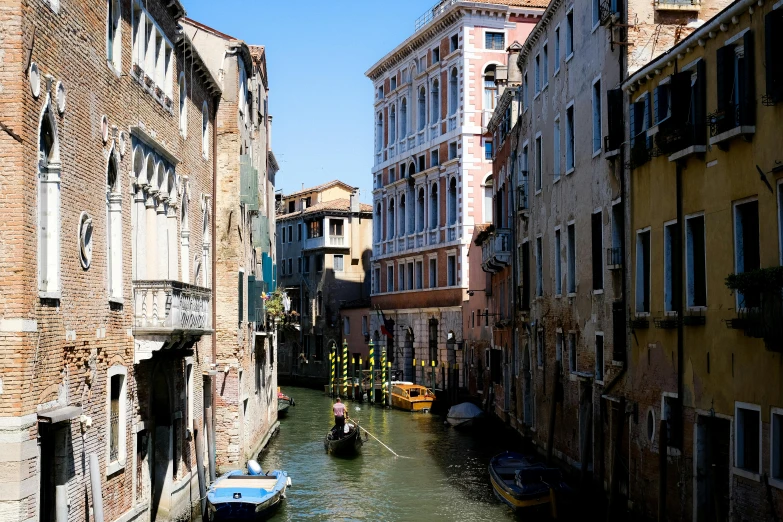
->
[151, 369, 173, 520]
[404, 327, 414, 381]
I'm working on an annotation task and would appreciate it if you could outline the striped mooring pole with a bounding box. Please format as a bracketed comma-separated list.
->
[431, 360, 436, 390]
[342, 340, 348, 397]
[381, 349, 387, 405]
[387, 360, 392, 407]
[369, 340, 375, 404]
[412, 358, 416, 384]
[329, 348, 335, 397]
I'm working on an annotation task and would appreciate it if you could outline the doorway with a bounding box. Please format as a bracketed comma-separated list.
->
[522, 342, 532, 425]
[38, 422, 73, 522]
[151, 370, 173, 520]
[695, 415, 731, 522]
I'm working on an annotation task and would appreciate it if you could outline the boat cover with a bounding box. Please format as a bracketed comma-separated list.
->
[447, 402, 483, 420]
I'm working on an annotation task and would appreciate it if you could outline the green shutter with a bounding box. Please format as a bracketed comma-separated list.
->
[238, 271, 244, 323]
[248, 275, 256, 323]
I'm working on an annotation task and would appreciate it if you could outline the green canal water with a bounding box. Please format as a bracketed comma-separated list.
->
[259, 387, 526, 522]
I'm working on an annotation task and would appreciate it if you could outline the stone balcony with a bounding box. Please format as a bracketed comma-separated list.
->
[481, 229, 512, 273]
[132, 280, 212, 335]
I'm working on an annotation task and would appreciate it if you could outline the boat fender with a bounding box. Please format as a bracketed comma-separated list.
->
[291, 398, 295, 406]
[247, 460, 263, 476]
[286, 477, 292, 488]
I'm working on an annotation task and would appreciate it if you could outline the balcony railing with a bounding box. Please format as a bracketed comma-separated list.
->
[329, 235, 345, 247]
[607, 247, 622, 269]
[447, 115, 457, 132]
[708, 103, 754, 140]
[447, 225, 457, 242]
[133, 280, 212, 334]
[417, 130, 425, 145]
[428, 229, 439, 245]
[654, 0, 700, 9]
[414, 0, 458, 31]
[305, 235, 345, 250]
[399, 139, 407, 154]
[430, 123, 440, 140]
[481, 110, 494, 130]
[398, 237, 406, 252]
[481, 229, 512, 273]
[408, 135, 416, 149]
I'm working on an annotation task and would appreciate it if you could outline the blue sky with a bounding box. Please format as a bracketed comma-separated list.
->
[183, 0, 431, 203]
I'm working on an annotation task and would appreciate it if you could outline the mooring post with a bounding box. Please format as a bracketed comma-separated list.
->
[357, 357, 363, 401]
[412, 358, 416, 384]
[381, 348, 387, 406]
[658, 419, 668, 522]
[369, 340, 375, 404]
[329, 348, 335, 397]
[387, 360, 392, 407]
[431, 360, 436, 390]
[546, 360, 561, 466]
[342, 340, 348, 397]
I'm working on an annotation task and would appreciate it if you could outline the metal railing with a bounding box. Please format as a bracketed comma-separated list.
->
[132, 280, 211, 332]
[708, 103, 752, 138]
[481, 229, 512, 271]
[414, 0, 458, 31]
[606, 247, 622, 268]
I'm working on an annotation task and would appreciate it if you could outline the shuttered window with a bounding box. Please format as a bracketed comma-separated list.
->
[766, 11, 783, 103]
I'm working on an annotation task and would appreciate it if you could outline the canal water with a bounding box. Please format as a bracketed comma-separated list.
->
[260, 386, 526, 522]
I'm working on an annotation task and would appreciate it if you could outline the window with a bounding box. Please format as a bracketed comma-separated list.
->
[202, 101, 209, 158]
[636, 229, 651, 313]
[606, 89, 624, 151]
[523, 72, 529, 111]
[389, 106, 396, 144]
[308, 219, 323, 238]
[432, 46, 440, 64]
[185, 360, 194, 433]
[448, 178, 457, 225]
[287, 225, 292, 243]
[387, 265, 394, 291]
[376, 112, 384, 152]
[592, 212, 603, 291]
[106, 151, 122, 300]
[556, 331, 563, 369]
[399, 264, 405, 291]
[178, 73, 187, 137]
[484, 65, 497, 111]
[483, 177, 493, 223]
[542, 43, 548, 88]
[449, 68, 458, 116]
[592, 0, 600, 27]
[388, 199, 396, 239]
[553, 116, 561, 181]
[316, 254, 323, 273]
[535, 135, 542, 191]
[334, 254, 344, 272]
[536, 328, 544, 367]
[593, 80, 602, 154]
[485, 140, 493, 160]
[568, 333, 577, 373]
[390, 76, 397, 91]
[430, 183, 439, 229]
[766, 12, 783, 103]
[685, 215, 708, 308]
[418, 155, 426, 173]
[485, 32, 505, 50]
[418, 87, 426, 131]
[107, 0, 121, 70]
[407, 263, 414, 290]
[772, 409, 783, 482]
[555, 229, 562, 296]
[431, 149, 439, 167]
[287, 258, 292, 275]
[521, 241, 530, 310]
[400, 98, 408, 138]
[566, 104, 575, 172]
[303, 255, 310, 273]
[374, 267, 381, 294]
[554, 27, 561, 73]
[735, 403, 761, 476]
[664, 221, 676, 312]
[297, 223, 302, 241]
[416, 261, 423, 289]
[429, 258, 437, 288]
[297, 258, 302, 273]
[449, 142, 458, 160]
[735, 200, 760, 308]
[595, 334, 604, 381]
[447, 255, 456, 286]
[344, 317, 350, 336]
[567, 224, 576, 294]
[653, 83, 671, 125]
[417, 187, 425, 232]
[716, 32, 755, 130]
[131, 1, 144, 67]
[451, 34, 459, 52]
[399, 195, 407, 235]
[431, 79, 440, 123]
[534, 54, 541, 94]
[566, 9, 574, 57]
[37, 106, 61, 296]
[281, 226, 286, 244]
[377, 85, 384, 99]
[106, 366, 127, 474]
[536, 237, 543, 297]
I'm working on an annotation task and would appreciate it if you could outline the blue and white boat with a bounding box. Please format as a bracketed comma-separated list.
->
[206, 460, 291, 521]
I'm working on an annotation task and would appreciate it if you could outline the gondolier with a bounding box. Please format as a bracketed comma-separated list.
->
[333, 397, 347, 438]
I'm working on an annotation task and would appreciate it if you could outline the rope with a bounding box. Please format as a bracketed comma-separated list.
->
[351, 421, 412, 459]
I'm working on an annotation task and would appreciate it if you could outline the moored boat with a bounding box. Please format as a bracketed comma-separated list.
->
[206, 460, 291, 521]
[277, 387, 295, 406]
[324, 421, 363, 456]
[489, 451, 568, 517]
[390, 381, 436, 412]
[278, 399, 290, 417]
[446, 402, 484, 429]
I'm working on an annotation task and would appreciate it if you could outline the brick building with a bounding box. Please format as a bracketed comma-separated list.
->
[366, 0, 545, 388]
[181, 19, 279, 476]
[274, 182, 372, 387]
[0, 0, 221, 520]
[622, 0, 783, 518]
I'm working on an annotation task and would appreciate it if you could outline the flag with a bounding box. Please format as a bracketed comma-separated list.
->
[378, 308, 393, 338]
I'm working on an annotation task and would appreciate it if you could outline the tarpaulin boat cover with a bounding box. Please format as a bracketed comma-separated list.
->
[447, 402, 483, 420]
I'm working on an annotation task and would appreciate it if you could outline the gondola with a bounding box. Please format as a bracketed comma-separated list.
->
[278, 399, 290, 417]
[489, 451, 569, 518]
[206, 460, 291, 521]
[324, 420, 363, 456]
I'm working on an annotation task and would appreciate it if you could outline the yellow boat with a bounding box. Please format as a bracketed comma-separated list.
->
[390, 382, 436, 412]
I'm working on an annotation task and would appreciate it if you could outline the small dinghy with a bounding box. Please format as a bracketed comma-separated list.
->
[489, 451, 568, 518]
[324, 421, 363, 456]
[446, 402, 484, 429]
[278, 399, 290, 417]
[206, 460, 291, 521]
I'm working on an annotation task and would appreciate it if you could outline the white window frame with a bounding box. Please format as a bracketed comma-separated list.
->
[565, 6, 575, 61]
[106, 365, 128, 476]
[565, 100, 575, 174]
[771, 407, 783, 489]
[553, 114, 561, 181]
[106, 0, 122, 73]
[595, 332, 604, 383]
[131, 0, 173, 96]
[685, 212, 708, 310]
[334, 254, 344, 272]
[202, 101, 209, 159]
[534, 132, 543, 193]
[663, 219, 677, 314]
[554, 25, 561, 75]
[733, 197, 759, 310]
[179, 72, 187, 138]
[734, 401, 762, 481]
[592, 76, 602, 157]
[185, 357, 194, 435]
[542, 41, 549, 90]
[566, 222, 576, 296]
[636, 227, 652, 315]
[554, 226, 562, 297]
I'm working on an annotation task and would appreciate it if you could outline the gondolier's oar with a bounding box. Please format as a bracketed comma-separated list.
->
[354, 423, 412, 459]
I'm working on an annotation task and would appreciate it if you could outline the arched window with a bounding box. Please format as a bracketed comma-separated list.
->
[107, 149, 122, 299]
[132, 145, 146, 280]
[375, 203, 382, 242]
[376, 112, 383, 152]
[484, 65, 497, 111]
[202, 204, 211, 287]
[179, 73, 187, 137]
[388, 198, 396, 239]
[429, 182, 439, 229]
[201, 101, 209, 158]
[400, 98, 408, 138]
[449, 68, 458, 116]
[180, 183, 190, 283]
[417, 187, 425, 233]
[399, 194, 406, 236]
[106, 0, 121, 70]
[448, 177, 457, 225]
[389, 105, 396, 144]
[38, 104, 61, 295]
[418, 87, 426, 131]
[431, 79, 440, 124]
[483, 177, 493, 223]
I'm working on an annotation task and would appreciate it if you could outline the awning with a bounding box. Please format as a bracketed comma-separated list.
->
[38, 405, 82, 424]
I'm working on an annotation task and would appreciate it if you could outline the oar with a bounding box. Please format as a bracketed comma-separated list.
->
[348, 418, 411, 459]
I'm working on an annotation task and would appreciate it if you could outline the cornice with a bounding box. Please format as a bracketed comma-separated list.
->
[517, 0, 564, 69]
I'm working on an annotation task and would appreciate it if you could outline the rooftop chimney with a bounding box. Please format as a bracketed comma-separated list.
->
[507, 41, 524, 85]
[267, 115, 273, 150]
[350, 190, 360, 213]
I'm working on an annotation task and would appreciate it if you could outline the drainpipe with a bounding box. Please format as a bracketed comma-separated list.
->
[210, 92, 219, 482]
[675, 158, 684, 450]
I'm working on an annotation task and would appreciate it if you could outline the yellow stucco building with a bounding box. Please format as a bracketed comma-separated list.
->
[622, 0, 783, 518]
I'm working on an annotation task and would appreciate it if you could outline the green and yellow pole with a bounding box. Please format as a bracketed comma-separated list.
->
[431, 360, 436, 390]
[369, 340, 375, 404]
[381, 349, 387, 406]
[412, 358, 416, 384]
[387, 360, 393, 407]
[342, 340, 348, 397]
[358, 357, 363, 401]
[421, 359, 425, 387]
[329, 348, 335, 397]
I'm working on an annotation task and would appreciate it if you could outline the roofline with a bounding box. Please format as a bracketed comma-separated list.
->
[622, 0, 756, 92]
[364, 1, 543, 81]
[516, 0, 565, 69]
[276, 207, 373, 222]
[180, 17, 254, 79]
[175, 28, 222, 96]
[180, 16, 236, 41]
[283, 181, 358, 200]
